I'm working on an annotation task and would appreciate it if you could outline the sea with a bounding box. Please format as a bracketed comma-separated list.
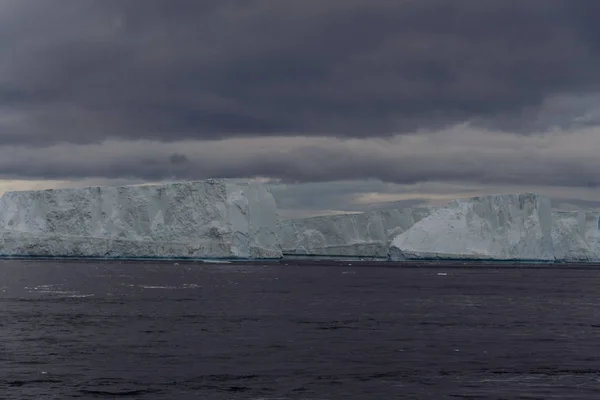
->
[1, 260, 600, 399]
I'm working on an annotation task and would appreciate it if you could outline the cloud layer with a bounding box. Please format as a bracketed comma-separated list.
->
[2, 1, 600, 214]
[2, 0, 600, 145]
[0, 124, 598, 187]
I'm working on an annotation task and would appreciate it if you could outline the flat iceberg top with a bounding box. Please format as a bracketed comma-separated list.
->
[389, 193, 555, 261]
[0, 179, 281, 259]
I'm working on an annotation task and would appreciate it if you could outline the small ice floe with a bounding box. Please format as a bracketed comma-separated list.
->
[341, 271, 356, 274]
[140, 284, 201, 289]
[26, 284, 94, 298]
[26, 284, 62, 291]
[138, 282, 202, 290]
[437, 272, 448, 276]
[181, 284, 202, 289]
[139, 285, 179, 289]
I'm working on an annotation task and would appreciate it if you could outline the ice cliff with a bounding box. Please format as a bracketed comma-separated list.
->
[0, 179, 281, 259]
[389, 193, 555, 261]
[377, 207, 436, 243]
[278, 212, 387, 258]
[279, 207, 435, 258]
[3, 180, 600, 262]
[552, 211, 600, 262]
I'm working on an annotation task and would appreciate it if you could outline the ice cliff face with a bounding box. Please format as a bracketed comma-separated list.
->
[278, 207, 436, 258]
[4, 180, 600, 262]
[552, 211, 600, 262]
[389, 193, 554, 261]
[278, 211, 387, 258]
[0, 179, 281, 259]
[376, 207, 436, 243]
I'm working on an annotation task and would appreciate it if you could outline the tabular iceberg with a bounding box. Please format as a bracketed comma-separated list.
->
[552, 211, 600, 262]
[389, 193, 555, 261]
[278, 211, 387, 258]
[0, 179, 282, 259]
[278, 207, 436, 258]
[376, 207, 436, 242]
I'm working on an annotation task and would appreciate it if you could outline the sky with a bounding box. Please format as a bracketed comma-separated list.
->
[2, 0, 600, 217]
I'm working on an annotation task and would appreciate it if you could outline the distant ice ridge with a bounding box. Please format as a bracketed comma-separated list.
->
[552, 211, 600, 262]
[377, 207, 436, 242]
[0, 179, 281, 259]
[278, 207, 436, 258]
[278, 211, 387, 258]
[389, 193, 555, 261]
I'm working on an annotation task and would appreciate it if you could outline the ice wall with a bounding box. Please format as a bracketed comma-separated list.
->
[278, 211, 387, 258]
[0, 179, 281, 259]
[389, 193, 555, 261]
[552, 211, 600, 262]
[278, 206, 436, 258]
[376, 207, 436, 242]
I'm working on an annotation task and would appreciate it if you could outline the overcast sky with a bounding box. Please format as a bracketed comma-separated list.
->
[2, 0, 600, 216]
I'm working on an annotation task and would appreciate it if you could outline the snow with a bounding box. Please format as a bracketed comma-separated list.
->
[552, 211, 600, 262]
[389, 193, 555, 261]
[0, 179, 281, 259]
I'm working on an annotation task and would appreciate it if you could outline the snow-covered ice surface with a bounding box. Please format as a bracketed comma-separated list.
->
[389, 193, 555, 261]
[552, 211, 600, 262]
[0, 179, 281, 259]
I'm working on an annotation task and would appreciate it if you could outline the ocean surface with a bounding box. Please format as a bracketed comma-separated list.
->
[1, 260, 600, 399]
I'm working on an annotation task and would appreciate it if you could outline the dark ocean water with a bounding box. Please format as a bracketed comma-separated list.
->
[1, 261, 600, 399]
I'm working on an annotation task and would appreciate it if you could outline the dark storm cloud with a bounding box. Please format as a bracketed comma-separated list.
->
[2, 0, 600, 145]
[168, 153, 189, 165]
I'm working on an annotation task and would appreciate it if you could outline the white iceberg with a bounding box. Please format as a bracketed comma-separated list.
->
[552, 210, 600, 262]
[278, 206, 437, 258]
[376, 207, 436, 242]
[278, 211, 387, 258]
[0, 179, 281, 259]
[389, 193, 555, 261]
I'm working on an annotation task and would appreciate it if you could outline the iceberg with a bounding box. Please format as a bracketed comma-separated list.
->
[278, 207, 436, 258]
[389, 193, 555, 261]
[376, 207, 436, 242]
[278, 211, 387, 258]
[0, 179, 281, 259]
[5, 179, 600, 263]
[552, 211, 600, 262]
